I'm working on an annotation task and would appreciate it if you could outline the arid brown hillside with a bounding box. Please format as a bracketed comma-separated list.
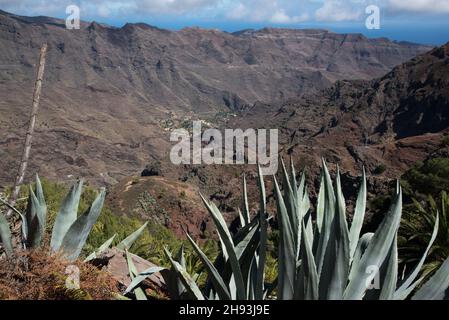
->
[107, 43, 449, 238]
[230, 42, 449, 187]
[0, 10, 432, 187]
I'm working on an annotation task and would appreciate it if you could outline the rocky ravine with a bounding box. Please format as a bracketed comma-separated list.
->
[0, 9, 432, 187]
[108, 43, 449, 238]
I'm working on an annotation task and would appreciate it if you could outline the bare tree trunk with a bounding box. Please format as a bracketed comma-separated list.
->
[6, 44, 48, 218]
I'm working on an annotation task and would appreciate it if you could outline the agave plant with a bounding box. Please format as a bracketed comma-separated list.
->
[273, 159, 443, 300]
[0, 175, 148, 262]
[125, 159, 449, 300]
[0, 176, 106, 260]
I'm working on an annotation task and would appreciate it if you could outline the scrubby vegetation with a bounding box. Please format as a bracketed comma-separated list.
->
[1, 158, 449, 300]
[125, 160, 449, 300]
[0, 248, 119, 300]
[400, 192, 449, 281]
[367, 154, 449, 286]
[2, 178, 212, 268]
[402, 157, 449, 196]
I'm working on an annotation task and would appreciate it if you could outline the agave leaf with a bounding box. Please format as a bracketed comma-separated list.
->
[394, 212, 440, 299]
[300, 186, 311, 218]
[234, 221, 260, 259]
[50, 180, 83, 252]
[319, 169, 350, 300]
[33, 175, 47, 246]
[280, 158, 299, 244]
[242, 174, 250, 226]
[238, 209, 246, 228]
[349, 168, 367, 261]
[24, 191, 35, 241]
[200, 194, 246, 300]
[233, 213, 259, 244]
[27, 187, 46, 248]
[34, 175, 46, 209]
[290, 159, 298, 199]
[165, 248, 205, 300]
[393, 277, 425, 300]
[273, 175, 296, 300]
[377, 234, 398, 300]
[162, 255, 183, 299]
[296, 221, 319, 300]
[124, 265, 167, 295]
[60, 189, 106, 261]
[343, 187, 402, 300]
[247, 258, 258, 300]
[84, 234, 117, 262]
[316, 173, 325, 233]
[349, 233, 374, 282]
[175, 244, 187, 268]
[116, 221, 149, 251]
[0, 212, 13, 256]
[186, 233, 231, 300]
[125, 250, 148, 300]
[412, 254, 449, 300]
[303, 193, 314, 248]
[235, 222, 260, 288]
[297, 169, 306, 206]
[315, 159, 336, 277]
[215, 218, 260, 300]
[255, 165, 267, 300]
[173, 245, 187, 296]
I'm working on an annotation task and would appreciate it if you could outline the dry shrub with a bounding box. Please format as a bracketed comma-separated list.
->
[0, 248, 120, 300]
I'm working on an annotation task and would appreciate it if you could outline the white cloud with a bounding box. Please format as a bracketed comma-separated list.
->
[0, 0, 448, 23]
[315, 0, 362, 22]
[389, 0, 449, 14]
[0, 0, 221, 17]
[270, 10, 309, 23]
[225, 0, 310, 24]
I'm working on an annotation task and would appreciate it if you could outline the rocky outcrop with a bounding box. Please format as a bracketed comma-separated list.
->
[0, 10, 432, 186]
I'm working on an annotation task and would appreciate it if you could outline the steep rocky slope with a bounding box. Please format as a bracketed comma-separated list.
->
[230, 42, 449, 186]
[0, 10, 432, 186]
[108, 43, 449, 238]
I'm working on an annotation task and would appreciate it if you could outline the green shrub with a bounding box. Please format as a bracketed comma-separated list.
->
[373, 164, 387, 175]
[402, 157, 449, 196]
[441, 134, 449, 147]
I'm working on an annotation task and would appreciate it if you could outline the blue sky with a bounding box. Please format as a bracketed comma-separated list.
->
[1, 0, 449, 44]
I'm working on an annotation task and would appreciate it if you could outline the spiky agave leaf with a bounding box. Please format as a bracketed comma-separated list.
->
[394, 213, 440, 300]
[116, 221, 149, 251]
[273, 175, 296, 300]
[316, 174, 325, 234]
[200, 194, 246, 300]
[124, 265, 167, 295]
[242, 174, 250, 226]
[84, 234, 117, 262]
[50, 180, 83, 252]
[295, 220, 319, 300]
[26, 186, 47, 248]
[318, 168, 350, 300]
[125, 250, 148, 300]
[349, 168, 367, 261]
[255, 165, 267, 300]
[186, 233, 231, 300]
[280, 159, 299, 248]
[60, 188, 106, 261]
[378, 234, 398, 300]
[164, 248, 205, 300]
[315, 159, 336, 277]
[343, 186, 403, 300]
[0, 212, 13, 256]
[412, 254, 449, 300]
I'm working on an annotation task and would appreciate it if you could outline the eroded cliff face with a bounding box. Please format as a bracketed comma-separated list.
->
[0, 9, 432, 187]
